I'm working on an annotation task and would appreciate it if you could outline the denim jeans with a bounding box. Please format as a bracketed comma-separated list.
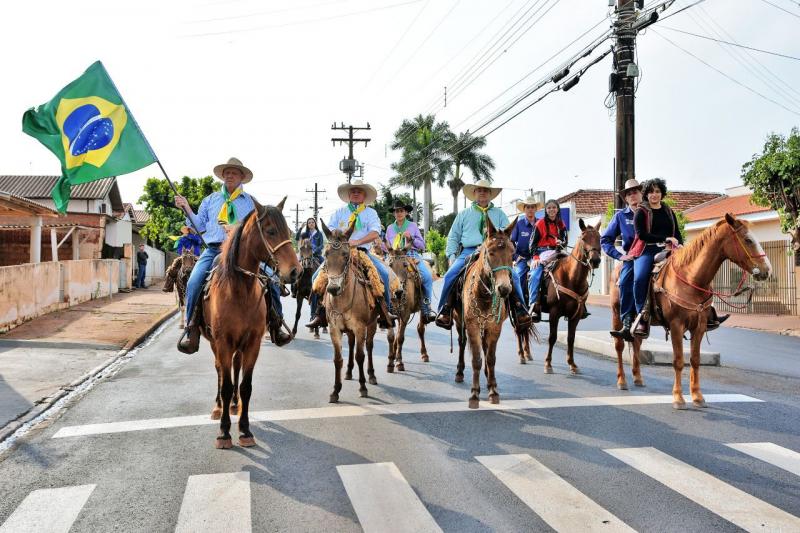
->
[135, 264, 146, 288]
[618, 259, 635, 318]
[184, 246, 220, 323]
[633, 247, 659, 314]
[514, 259, 531, 307]
[310, 250, 394, 311]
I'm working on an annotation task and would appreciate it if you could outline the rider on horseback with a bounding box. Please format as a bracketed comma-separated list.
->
[175, 157, 291, 353]
[294, 218, 323, 300]
[384, 201, 437, 324]
[306, 179, 397, 329]
[435, 180, 532, 333]
[163, 226, 202, 293]
[509, 195, 543, 308]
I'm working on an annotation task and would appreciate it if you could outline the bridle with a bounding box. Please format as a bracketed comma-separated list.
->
[234, 205, 292, 280]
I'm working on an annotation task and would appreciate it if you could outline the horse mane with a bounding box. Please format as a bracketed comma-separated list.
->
[671, 218, 741, 269]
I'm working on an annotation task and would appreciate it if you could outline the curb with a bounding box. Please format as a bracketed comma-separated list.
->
[0, 308, 178, 446]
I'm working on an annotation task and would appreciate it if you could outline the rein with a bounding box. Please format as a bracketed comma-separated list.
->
[550, 232, 597, 319]
[467, 245, 513, 338]
[322, 240, 369, 319]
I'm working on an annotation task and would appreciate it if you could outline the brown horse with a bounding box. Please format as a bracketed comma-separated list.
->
[454, 216, 518, 409]
[386, 244, 429, 372]
[541, 219, 602, 375]
[175, 250, 197, 329]
[612, 214, 771, 407]
[201, 198, 301, 449]
[320, 221, 380, 403]
[292, 238, 321, 338]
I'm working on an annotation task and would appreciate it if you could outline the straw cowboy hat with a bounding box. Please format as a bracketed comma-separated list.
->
[337, 179, 378, 205]
[463, 179, 502, 201]
[516, 195, 543, 212]
[213, 157, 253, 184]
[618, 178, 642, 196]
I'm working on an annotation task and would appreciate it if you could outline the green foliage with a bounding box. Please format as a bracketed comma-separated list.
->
[741, 127, 800, 251]
[434, 212, 456, 236]
[372, 185, 417, 228]
[425, 228, 448, 275]
[137, 175, 220, 250]
[604, 201, 616, 227]
[663, 195, 688, 242]
[445, 131, 495, 213]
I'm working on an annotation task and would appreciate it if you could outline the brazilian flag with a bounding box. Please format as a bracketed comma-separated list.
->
[22, 61, 156, 213]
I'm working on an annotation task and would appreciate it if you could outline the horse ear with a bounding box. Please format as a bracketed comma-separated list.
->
[724, 213, 738, 228]
[595, 219, 602, 231]
[276, 196, 287, 211]
[486, 215, 497, 237]
[344, 219, 356, 240]
[579, 218, 586, 231]
[505, 216, 519, 237]
[321, 219, 332, 239]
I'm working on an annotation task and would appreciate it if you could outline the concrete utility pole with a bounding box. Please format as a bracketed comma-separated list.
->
[331, 122, 371, 183]
[306, 182, 326, 224]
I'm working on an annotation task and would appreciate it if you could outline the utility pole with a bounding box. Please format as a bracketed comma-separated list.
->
[294, 204, 300, 233]
[305, 182, 326, 223]
[331, 122, 371, 183]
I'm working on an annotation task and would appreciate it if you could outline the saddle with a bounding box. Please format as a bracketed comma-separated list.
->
[312, 249, 387, 305]
[640, 251, 674, 330]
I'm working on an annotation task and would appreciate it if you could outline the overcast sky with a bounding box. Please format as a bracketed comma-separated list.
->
[2, 0, 798, 223]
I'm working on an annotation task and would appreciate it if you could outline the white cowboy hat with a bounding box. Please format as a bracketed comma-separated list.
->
[213, 157, 253, 184]
[463, 179, 502, 202]
[337, 179, 378, 205]
[618, 178, 642, 196]
[516, 195, 543, 212]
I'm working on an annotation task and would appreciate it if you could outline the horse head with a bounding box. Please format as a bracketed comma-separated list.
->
[298, 238, 313, 259]
[483, 216, 517, 298]
[180, 250, 198, 271]
[321, 219, 354, 296]
[723, 213, 772, 281]
[252, 196, 301, 284]
[577, 218, 602, 269]
[387, 246, 412, 288]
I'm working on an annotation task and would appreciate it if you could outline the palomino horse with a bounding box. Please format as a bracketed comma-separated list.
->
[175, 250, 198, 329]
[612, 214, 771, 407]
[201, 198, 301, 449]
[320, 221, 380, 403]
[386, 243, 429, 372]
[541, 219, 602, 375]
[454, 216, 518, 408]
[292, 238, 321, 338]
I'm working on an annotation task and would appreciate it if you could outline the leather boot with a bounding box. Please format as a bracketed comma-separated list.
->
[306, 305, 328, 328]
[420, 298, 437, 325]
[435, 304, 453, 330]
[177, 325, 200, 354]
[377, 300, 397, 329]
[267, 306, 292, 347]
[511, 297, 532, 333]
[581, 305, 591, 320]
[528, 301, 542, 323]
[633, 316, 650, 339]
[610, 313, 633, 341]
[706, 306, 730, 332]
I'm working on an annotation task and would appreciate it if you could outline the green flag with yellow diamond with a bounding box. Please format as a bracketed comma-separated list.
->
[22, 61, 156, 213]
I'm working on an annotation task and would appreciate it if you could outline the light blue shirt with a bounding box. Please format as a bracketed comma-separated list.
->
[186, 189, 255, 245]
[327, 204, 381, 243]
[445, 204, 510, 258]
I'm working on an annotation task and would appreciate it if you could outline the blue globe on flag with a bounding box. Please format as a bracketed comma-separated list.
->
[62, 104, 114, 156]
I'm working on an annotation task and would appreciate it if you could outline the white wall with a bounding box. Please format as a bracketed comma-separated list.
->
[32, 195, 111, 214]
[134, 245, 165, 286]
[105, 219, 132, 247]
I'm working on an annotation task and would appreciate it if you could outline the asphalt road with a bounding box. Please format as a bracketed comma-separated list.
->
[1, 295, 799, 532]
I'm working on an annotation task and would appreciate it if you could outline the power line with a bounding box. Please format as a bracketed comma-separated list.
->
[759, 0, 800, 18]
[188, 0, 352, 24]
[659, 0, 707, 22]
[658, 25, 800, 61]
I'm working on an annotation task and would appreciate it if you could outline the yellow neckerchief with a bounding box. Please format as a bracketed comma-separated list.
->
[347, 202, 366, 231]
[472, 201, 494, 237]
[391, 218, 410, 249]
[217, 186, 243, 225]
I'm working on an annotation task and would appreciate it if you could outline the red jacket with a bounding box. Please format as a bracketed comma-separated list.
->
[529, 218, 567, 259]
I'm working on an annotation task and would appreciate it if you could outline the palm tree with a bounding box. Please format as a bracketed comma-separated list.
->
[390, 115, 452, 235]
[445, 131, 495, 214]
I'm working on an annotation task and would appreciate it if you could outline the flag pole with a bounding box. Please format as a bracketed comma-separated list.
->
[154, 160, 208, 248]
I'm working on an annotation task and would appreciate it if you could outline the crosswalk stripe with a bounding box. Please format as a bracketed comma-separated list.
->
[337, 462, 442, 533]
[476, 454, 636, 532]
[0, 484, 95, 533]
[174, 472, 250, 533]
[726, 442, 800, 477]
[51, 393, 762, 439]
[605, 447, 800, 532]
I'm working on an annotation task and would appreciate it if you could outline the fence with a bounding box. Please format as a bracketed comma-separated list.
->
[712, 239, 797, 316]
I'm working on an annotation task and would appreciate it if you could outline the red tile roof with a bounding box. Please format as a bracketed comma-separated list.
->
[684, 194, 772, 222]
[557, 189, 722, 215]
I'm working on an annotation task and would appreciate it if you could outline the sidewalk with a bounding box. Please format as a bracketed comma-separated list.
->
[0, 287, 177, 440]
[587, 294, 800, 337]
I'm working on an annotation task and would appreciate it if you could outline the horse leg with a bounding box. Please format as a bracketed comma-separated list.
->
[366, 321, 378, 385]
[632, 337, 645, 387]
[314, 326, 320, 339]
[237, 338, 260, 447]
[566, 317, 580, 375]
[355, 327, 368, 398]
[345, 332, 355, 380]
[292, 295, 302, 336]
[214, 345, 234, 449]
[670, 323, 687, 410]
[329, 327, 343, 403]
[544, 316, 558, 374]
[211, 356, 223, 420]
[395, 319, 406, 372]
[612, 307, 628, 389]
[486, 335, 500, 405]
[455, 318, 466, 383]
[386, 323, 396, 373]
[525, 330, 533, 361]
[468, 329, 483, 409]
[517, 330, 526, 364]
[418, 319, 429, 362]
[689, 328, 707, 407]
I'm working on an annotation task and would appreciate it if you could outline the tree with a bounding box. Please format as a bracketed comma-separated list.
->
[444, 131, 495, 213]
[663, 194, 688, 242]
[372, 185, 417, 229]
[138, 176, 220, 250]
[742, 128, 800, 258]
[425, 228, 448, 275]
[390, 114, 453, 235]
[434, 212, 456, 237]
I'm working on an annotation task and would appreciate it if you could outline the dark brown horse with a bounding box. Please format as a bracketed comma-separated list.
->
[386, 243, 429, 372]
[201, 198, 301, 449]
[453, 216, 518, 408]
[292, 238, 321, 338]
[612, 214, 771, 407]
[541, 219, 602, 375]
[176, 250, 197, 329]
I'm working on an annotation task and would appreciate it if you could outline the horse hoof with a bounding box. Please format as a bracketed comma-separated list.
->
[369, 376, 378, 385]
[489, 395, 500, 405]
[544, 367, 554, 374]
[360, 389, 368, 398]
[693, 399, 708, 408]
[618, 382, 628, 391]
[215, 437, 233, 450]
[526, 355, 533, 361]
[468, 398, 479, 409]
[519, 358, 527, 365]
[345, 372, 353, 381]
[570, 368, 581, 375]
[672, 401, 688, 410]
[329, 394, 339, 403]
[421, 355, 429, 362]
[387, 365, 394, 373]
[210, 408, 222, 420]
[455, 374, 464, 383]
[314, 333, 320, 339]
[395, 363, 405, 372]
[229, 404, 239, 416]
[634, 380, 646, 388]
[239, 436, 256, 447]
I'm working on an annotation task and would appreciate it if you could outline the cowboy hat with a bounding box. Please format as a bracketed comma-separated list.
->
[463, 179, 502, 202]
[337, 179, 378, 205]
[618, 178, 642, 196]
[213, 157, 253, 184]
[391, 201, 413, 213]
[516, 195, 543, 212]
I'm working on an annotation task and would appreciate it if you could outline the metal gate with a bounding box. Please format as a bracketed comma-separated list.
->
[712, 239, 797, 316]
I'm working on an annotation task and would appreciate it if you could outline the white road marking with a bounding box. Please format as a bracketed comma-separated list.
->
[605, 447, 800, 532]
[477, 454, 636, 532]
[175, 472, 250, 533]
[337, 462, 441, 533]
[726, 442, 800, 477]
[0, 484, 95, 533]
[51, 393, 762, 439]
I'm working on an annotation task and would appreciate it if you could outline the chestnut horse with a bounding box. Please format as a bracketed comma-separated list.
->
[320, 221, 380, 403]
[454, 216, 518, 408]
[386, 243, 429, 372]
[292, 238, 321, 338]
[541, 219, 602, 375]
[201, 198, 301, 449]
[176, 250, 197, 329]
[612, 214, 771, 408]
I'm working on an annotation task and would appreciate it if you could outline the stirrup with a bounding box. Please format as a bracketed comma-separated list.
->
[435, 307, 453, 330]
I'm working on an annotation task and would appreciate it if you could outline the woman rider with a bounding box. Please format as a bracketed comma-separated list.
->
[527, 199, 568, 322]
[296, 217, 324, 262]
